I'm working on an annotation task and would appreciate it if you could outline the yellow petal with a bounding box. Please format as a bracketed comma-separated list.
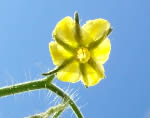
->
[82, 19, 110, 47]
[57, 60, 80, 83]
[90, 38, 111, 64]
[49, 41, 73, 66]
[53, 17, 78, 48]
[80, 63, 105, 87]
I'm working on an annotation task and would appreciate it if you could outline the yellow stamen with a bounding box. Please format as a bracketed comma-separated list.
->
[76, 47, 90, 63]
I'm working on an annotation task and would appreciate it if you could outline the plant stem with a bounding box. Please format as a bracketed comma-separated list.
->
[0, 77, 48, 98]
[0, 75, 83, 118]
[46, 84, 83, 118]
[52, 109, 64, 118]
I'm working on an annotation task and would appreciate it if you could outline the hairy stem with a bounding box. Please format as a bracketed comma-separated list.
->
[0, 77, 49, 98]
[0, 75, 83, 118]
[52, 109, 64, 118]
[46, 84, 83, 118]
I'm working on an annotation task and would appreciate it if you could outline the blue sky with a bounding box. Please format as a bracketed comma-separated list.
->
[0, 0, 150, 118]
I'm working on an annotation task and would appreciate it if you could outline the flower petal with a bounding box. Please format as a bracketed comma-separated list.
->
[49, 41, 73, 66]
[80, 63, 105, 87]
[53, 17, 78, 48]
[82, 19, 110, 47]
[57, 60, 80, 83]
[90, 38, 111, 64]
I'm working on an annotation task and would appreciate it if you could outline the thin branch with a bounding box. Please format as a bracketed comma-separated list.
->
[46, 84, 83, 118]
[0, 75, 84, 118]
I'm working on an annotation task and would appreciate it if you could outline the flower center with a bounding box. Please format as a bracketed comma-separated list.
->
[76, 47, 90, 63]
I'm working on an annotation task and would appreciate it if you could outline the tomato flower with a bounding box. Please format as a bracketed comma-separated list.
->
[49, 13, 111, 87]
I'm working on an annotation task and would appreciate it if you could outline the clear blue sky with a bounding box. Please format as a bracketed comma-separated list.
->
[0, 0, 150, 118]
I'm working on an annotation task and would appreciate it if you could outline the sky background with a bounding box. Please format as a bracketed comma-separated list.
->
[0, 0, 150, 118]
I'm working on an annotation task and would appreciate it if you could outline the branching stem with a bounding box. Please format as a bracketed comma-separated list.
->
[0, 75, 83, 118]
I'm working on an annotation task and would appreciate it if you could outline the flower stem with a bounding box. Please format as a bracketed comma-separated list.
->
[46, 84, 83, 118]
[0, 77, 49, 98]
[0, 75, 84, 118]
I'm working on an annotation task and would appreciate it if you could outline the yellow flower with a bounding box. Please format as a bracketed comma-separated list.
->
[49, 13, 111, 87]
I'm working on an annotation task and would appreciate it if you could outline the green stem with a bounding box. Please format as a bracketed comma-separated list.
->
[46, 84, 83, 118]
[0, 75, 83, 118]
[53, 109, 64, 118]
[0, 77, 49, 98]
